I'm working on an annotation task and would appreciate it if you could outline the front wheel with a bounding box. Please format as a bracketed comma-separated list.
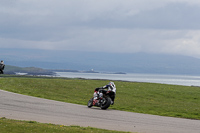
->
[87, 98, 93, 108]
[101, 97, 111, 110]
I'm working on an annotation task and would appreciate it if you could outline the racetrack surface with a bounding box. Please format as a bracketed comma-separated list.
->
[0, 89, 200, 133]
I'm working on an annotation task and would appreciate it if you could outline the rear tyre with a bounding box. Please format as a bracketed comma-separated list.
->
[87, 98, 93, 108]
[101, 97, 111, 110]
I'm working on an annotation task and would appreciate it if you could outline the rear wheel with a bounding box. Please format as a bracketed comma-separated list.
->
[87, 98, 93, 108]
[101, 97, 111, 110]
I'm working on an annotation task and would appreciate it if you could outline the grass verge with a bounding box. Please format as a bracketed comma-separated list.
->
[0, 117, 129, 133]
[0, 75, 200, 120]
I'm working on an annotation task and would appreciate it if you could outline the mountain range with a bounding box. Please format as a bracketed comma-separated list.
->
[1, 49, 200, 75]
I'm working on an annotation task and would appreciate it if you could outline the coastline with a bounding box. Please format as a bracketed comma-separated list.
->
[55, 72, 200, 87]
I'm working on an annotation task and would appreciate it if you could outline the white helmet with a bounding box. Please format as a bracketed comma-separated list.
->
[109, 82, 115, 88]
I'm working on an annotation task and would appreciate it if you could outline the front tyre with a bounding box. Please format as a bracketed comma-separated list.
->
[87, 98, 93, 108]
[101, 97, 111, 110]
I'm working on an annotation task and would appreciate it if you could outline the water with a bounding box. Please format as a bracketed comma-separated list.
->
[55, 72, 200, 86]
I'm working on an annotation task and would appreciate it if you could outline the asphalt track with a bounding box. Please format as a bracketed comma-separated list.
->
[0, 89, 200, 133]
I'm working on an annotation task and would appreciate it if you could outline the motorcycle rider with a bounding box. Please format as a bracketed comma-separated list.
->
[0, 60, 5, 74]
[94, 82, 116, 105]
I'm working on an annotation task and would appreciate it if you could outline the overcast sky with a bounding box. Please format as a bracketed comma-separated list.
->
[1, 0, 200, 58]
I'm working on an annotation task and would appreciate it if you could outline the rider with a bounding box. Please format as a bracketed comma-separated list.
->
[0, 60, 5, 74]
[94, 82, 116, 105]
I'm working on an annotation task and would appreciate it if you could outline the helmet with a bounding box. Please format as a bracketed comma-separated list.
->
[109, 82, 115, 88]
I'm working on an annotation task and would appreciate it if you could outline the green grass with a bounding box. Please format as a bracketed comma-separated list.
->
[0, 117, 129, 133]
[0, 75, 200, 120]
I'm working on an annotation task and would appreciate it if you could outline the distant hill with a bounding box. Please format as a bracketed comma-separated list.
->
[1, 49, 200, 75]
[4, 65, 54, 75]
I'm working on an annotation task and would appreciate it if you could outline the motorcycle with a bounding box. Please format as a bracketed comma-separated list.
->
[87, 89, 113, 110]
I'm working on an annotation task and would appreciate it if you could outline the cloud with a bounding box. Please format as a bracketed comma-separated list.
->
[1, 0, 200, 58]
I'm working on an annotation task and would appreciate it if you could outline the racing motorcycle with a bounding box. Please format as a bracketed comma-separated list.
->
[87, 89, 112, 110]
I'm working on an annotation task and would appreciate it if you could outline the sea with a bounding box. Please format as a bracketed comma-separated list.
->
[55, 72, 200, 86]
